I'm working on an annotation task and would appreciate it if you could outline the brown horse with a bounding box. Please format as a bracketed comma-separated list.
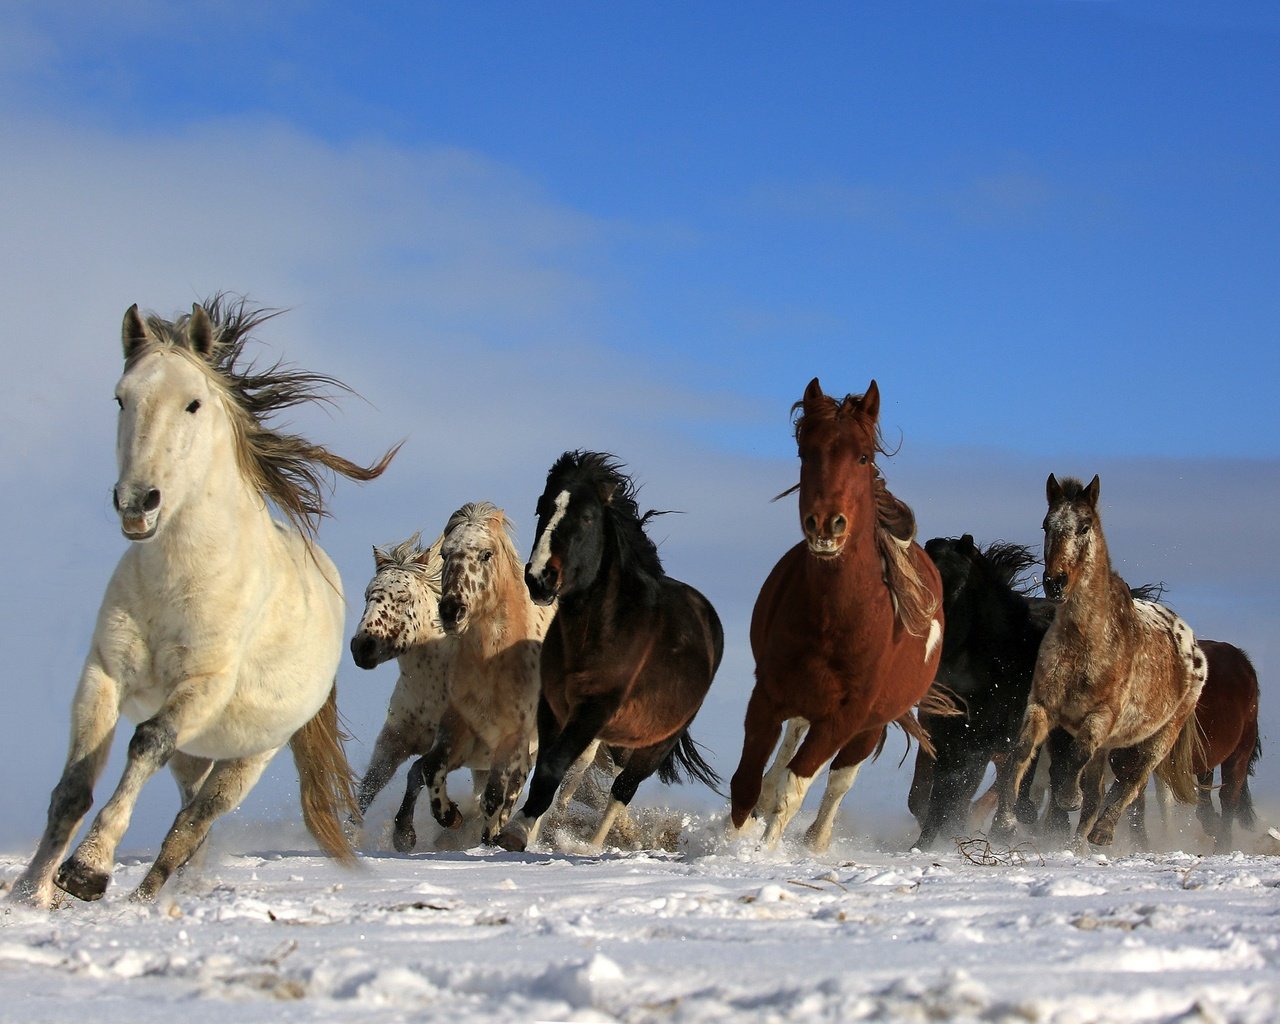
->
[729, 378, 947, 849]
[992, 474, 1207, 848]
[1138, 639, 1262, 852]
[495, 451, 724, 852]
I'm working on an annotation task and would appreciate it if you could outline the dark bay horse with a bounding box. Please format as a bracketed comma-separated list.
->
[1135, 638, 1262, 852]
[729, 378, 948, 848]
[494, 451, 724, 852]
[992, 474, 1206, 848]
[907, 536, 1060, 849]
[1190, 640, 1262, 851]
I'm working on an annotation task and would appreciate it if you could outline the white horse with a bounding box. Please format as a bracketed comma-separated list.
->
[348, 533, 471, 821]
[393, 502, 557, 848]
[11, 297, 396, 908]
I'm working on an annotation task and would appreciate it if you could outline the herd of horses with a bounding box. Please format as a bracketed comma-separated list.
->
[8, 297, 1262, 908]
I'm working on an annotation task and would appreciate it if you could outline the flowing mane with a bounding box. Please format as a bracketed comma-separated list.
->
[790, 390, 937, 637]
[442, 501, 523, 581]
[978, 540, 1042, 595]
[129, 293, 398, 539]
[373, 531, 445, 592]
[553, 451, 666, 580]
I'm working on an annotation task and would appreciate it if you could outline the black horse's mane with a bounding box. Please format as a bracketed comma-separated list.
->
[977, 540, 1041, 596]
[550, 450, 667, 580]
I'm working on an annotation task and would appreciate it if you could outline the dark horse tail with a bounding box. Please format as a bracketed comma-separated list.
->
[658, 730, 724, 796]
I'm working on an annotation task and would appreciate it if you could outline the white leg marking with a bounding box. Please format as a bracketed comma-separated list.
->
[589, 798, 625, 849]
[762, 769, 817, 848]
[527, 490, 570, 577]
[804, 764, 861, 852]
[760, 719, 806, 816]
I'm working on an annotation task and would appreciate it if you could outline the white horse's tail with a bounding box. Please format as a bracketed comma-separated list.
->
[290, 683, 360, 864]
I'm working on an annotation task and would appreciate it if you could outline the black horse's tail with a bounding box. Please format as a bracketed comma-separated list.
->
[658, 729, 723, 796]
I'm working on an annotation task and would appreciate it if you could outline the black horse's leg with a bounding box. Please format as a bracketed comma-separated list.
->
[584, 735, 682, 848]
[495, 693, 619, 852]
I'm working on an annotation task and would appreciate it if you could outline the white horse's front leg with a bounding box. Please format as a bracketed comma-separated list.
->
[58, 671, 235, 902]
[11, 667, 120, 908]
[132, 749, 275, 903]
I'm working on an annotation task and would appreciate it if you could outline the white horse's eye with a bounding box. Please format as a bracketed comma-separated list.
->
[114, 396, 123, 409]
[186, 399, 202, 414]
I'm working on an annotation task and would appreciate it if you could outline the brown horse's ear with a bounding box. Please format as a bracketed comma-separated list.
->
[187, 303, 214, 358]
[861, 379, 880, 421]
[1085, 474, 1101, 507]
[1046, 473, 1063, 505]
[803, 377, 825, 406]
[122, 303, 148, 360]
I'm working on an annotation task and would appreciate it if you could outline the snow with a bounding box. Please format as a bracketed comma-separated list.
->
[3, 809, 1279, 1024]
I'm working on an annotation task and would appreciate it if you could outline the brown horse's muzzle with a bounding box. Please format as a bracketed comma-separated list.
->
[803, 511, 848, 557]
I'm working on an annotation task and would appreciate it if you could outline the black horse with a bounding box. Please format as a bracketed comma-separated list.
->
[495, 451, 724, 852]
[909, 535, 1065, 849]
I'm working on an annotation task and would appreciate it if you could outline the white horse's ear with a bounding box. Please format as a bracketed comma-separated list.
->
[188, 303, 214, 358]
[373, 544, 392, 569]
[122, 303, 148, 360]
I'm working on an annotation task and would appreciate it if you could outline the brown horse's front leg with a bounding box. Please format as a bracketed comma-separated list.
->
[729, 691, 784, 829]
[991, 702, 1050, 841]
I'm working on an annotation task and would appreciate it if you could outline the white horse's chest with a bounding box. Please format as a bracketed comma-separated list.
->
[100, 529, 344, 756]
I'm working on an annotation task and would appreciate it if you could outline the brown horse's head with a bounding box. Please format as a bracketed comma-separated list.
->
[793, 377, 881, 558]
[1042, 472, 1102, 601]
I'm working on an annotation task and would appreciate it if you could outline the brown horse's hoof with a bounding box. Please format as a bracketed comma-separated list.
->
[1087, 822, 1115, 846]
[55, 858, 110, 902]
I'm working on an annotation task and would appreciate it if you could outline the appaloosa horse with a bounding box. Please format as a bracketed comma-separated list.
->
[12, 297, 396, 907]
[393, 502, 555, 848]
[992, 474, 1206, 848]
[496, 451, 724, 852]
[730, 378, 948, 850]
[348, 532, 463, 820]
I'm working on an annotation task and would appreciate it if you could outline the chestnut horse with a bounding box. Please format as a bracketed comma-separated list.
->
[496, 451, 724, 852]
[992, 474, 1206, 848]
[729, 378, 947, 849]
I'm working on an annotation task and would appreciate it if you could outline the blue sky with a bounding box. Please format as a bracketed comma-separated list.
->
[0, 2, 1276, 849]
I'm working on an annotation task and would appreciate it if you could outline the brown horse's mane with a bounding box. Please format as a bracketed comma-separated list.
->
[788, 391, 938, 637]
[130, 293, 399, 540]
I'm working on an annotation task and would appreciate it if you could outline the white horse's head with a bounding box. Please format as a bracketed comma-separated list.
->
[113, 303, 229, 542]
[351, 534, 446, 668]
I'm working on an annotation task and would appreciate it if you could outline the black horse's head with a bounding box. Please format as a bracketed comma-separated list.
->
[525, 451, 663, 605]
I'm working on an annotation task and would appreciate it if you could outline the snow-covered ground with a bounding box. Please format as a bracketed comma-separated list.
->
[3, 805, 1279, 1024]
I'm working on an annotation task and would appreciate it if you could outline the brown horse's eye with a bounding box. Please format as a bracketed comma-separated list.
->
[859, 454, 869, 465]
